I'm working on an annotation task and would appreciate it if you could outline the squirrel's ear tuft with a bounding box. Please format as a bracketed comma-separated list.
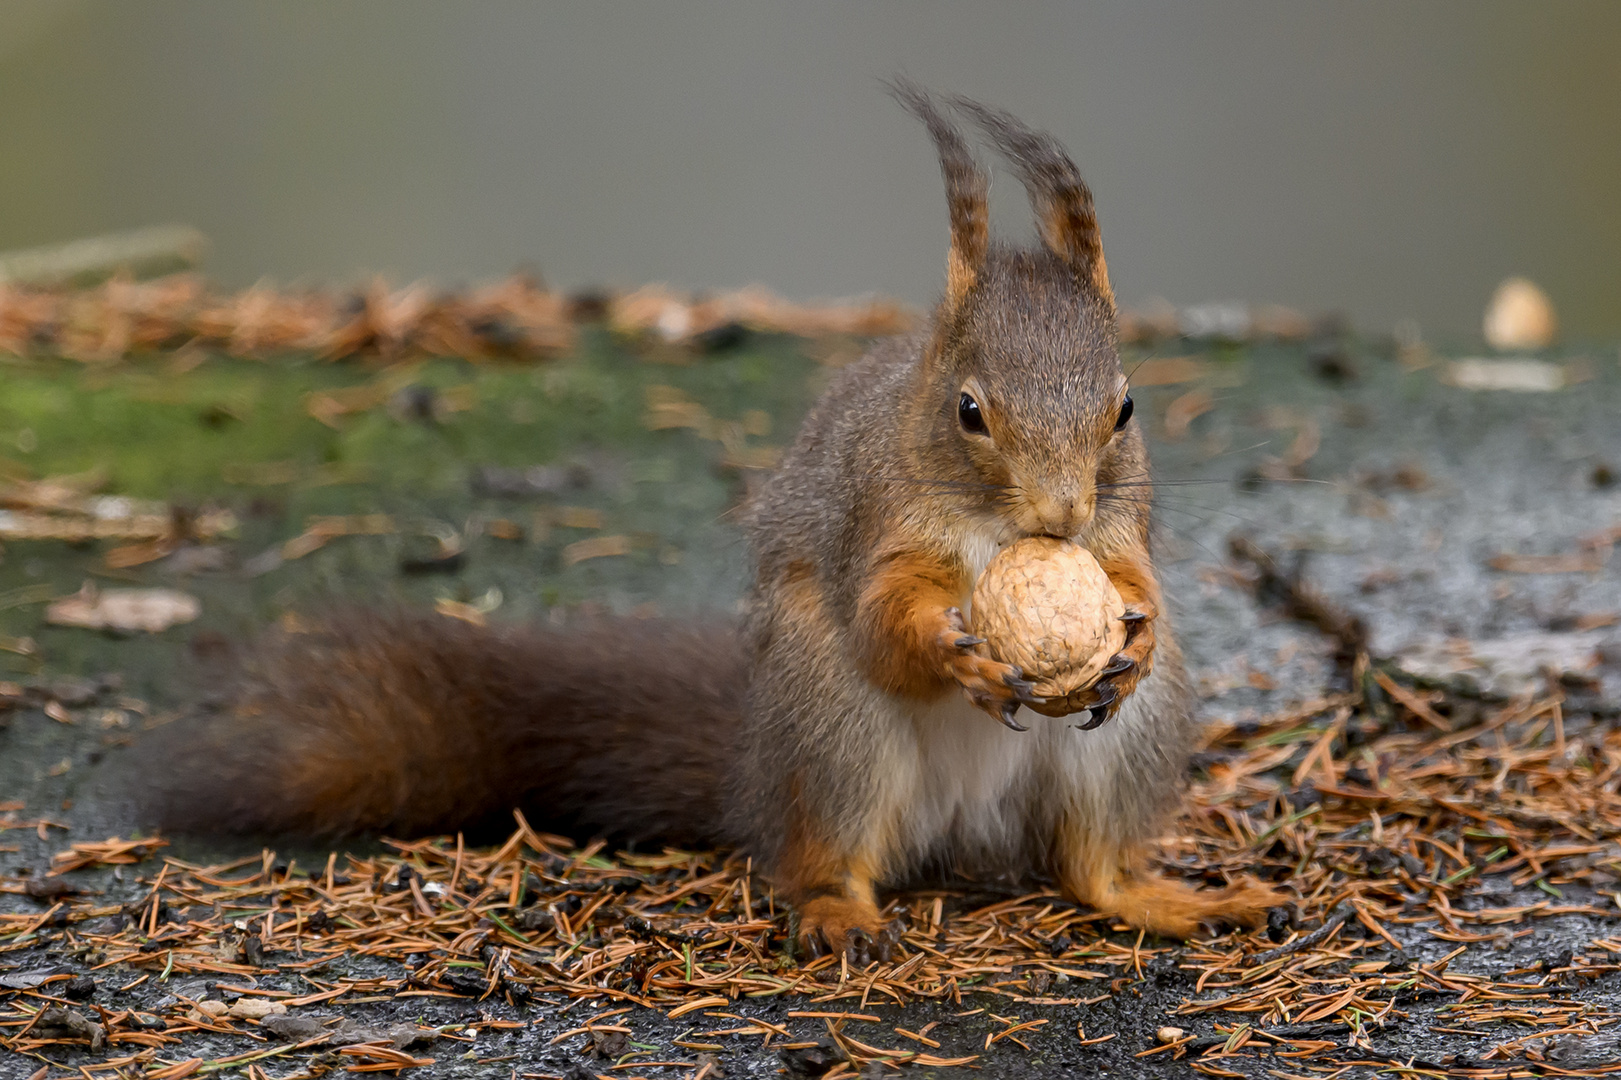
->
[888, 78, 988, 309]
[950, 97, 1114, 311]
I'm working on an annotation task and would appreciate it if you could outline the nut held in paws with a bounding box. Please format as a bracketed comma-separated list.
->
[969, 538, 1127, 718]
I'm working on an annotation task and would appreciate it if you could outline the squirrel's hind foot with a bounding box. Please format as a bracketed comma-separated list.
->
[1067, 860, 1286, 941]
[1123, 877, 1287, 940]
[795, 896, 894, 964]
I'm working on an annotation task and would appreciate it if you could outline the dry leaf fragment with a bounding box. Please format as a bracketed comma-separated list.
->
[280, 513, 397, 560]
[32, 1006, 106, 1051]
[435, 588, 502, 627]
[1488, 551, 1608, 574]
[485, 517, 524, 540]
[644, 384, 713, 432]
[1164, 388, 1213, 440]
[45, 583, 200, 633]
[21, 877, 77, 899]
[434, 599, 487, 627]
[562, 534, 633, 566]
[227, 998, 288, 1020]
[306, 384, 391, 428]
[0, 969, 57, 989]
[260, 1014, 326, 1042]
[103, 538, 178, 569]
[1128, 356, 1208, 387]
[554, 506, 604, 530]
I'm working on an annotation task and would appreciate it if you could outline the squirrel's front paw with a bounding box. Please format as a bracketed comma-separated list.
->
[937, 607, 1040, 730]
[1075, 609, 1155, 730]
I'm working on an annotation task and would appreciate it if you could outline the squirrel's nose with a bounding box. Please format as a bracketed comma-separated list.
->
[1030, 492, 1095, 537]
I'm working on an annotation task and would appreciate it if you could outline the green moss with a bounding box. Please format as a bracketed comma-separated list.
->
[0, 334, 826, 697]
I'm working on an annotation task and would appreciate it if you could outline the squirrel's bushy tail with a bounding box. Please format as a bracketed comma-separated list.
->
[135, 610, 744, 844]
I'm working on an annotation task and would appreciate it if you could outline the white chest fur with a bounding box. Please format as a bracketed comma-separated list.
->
[879, 686, 1143, 878]
[893, 693, 1050, 861]
[871, 515, 1082, 871]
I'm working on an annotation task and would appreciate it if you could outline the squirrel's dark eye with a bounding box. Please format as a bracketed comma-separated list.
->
[1114, 395, 1134, 432]
[958, 392, 987, 435]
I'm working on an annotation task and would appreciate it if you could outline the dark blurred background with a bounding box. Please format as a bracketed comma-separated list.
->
[2, 0, 1617, 338]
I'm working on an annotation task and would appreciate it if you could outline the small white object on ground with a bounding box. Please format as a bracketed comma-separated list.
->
[1443, 358, 1566, 393]
[45, 583, 201, 633]
[1483, 276, 1557, 351]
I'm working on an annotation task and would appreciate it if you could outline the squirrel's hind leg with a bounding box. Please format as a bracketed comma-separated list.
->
[769, 767, 910, 963]
[778, 832, 891, 962]
[1057, 835, 1282, 940]
[737, 566, 913, 964]
[1048, 640, 1284, 939]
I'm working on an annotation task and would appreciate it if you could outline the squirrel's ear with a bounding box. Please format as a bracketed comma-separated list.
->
[889, 79, 988, 309]
[951, 97, 1114, 311]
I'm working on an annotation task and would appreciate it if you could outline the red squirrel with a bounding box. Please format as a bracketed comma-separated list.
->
[143, 83, 1281, 957]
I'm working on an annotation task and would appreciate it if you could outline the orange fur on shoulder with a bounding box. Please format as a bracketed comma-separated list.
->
[854, 549, 967, 699]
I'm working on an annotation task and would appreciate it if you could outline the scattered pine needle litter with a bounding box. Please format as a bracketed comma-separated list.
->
[0, 274, 916, 365]
[0, 272, 1333, 370]
[7, 677, 1621, 1075]
[0, 470, 235, 557]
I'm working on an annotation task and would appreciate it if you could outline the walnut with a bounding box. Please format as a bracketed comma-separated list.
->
[969, 537, 1127, 718]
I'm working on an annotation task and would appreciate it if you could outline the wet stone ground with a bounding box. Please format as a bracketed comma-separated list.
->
[2, 328, 1620, 1078]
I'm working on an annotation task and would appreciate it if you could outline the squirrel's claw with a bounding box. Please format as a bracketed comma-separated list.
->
[994, 701, 1029, 731]
[999, 665, 1046, 704]
[1074, 683, 1119, 730]
[1098, 655, 1135, 679]
[1073, 606, 1157, 730]
[967, 687, 1029, 730]
[1001, 667, 1036, 694]
[842, 924, 899, 966]
[1070, 610, 1155, 730]
[942, 607, 1039, 730]
[1118, 610, 1149, 648]
[1002, 669, 1046, 713]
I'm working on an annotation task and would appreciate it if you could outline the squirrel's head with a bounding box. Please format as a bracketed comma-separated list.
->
[892, 82, 1139, 542]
